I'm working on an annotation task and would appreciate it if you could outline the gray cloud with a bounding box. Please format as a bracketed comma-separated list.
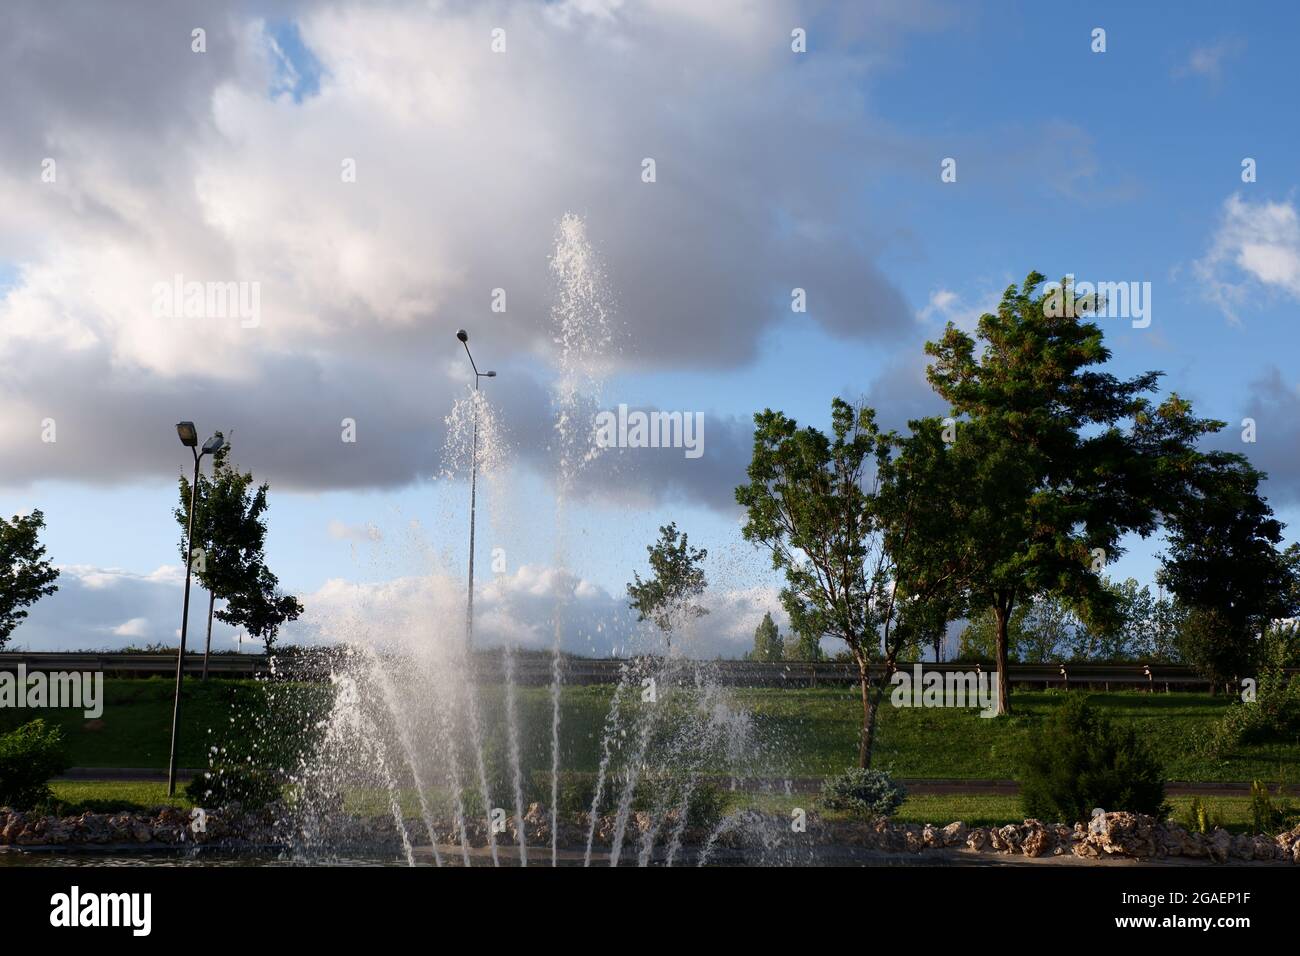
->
[1239, 368, 1300, 508]
[0, 0, 931, 510]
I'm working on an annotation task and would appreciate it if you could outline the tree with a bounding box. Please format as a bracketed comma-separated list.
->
[956, 595, 1072, 663]
[921, 273, 1188, 713]
[176, 442, 303, 661]
[784, 627, 824, 661]
[1069, 578, 1161, 661]
[218, 562, 303, 654]
[626, 522, 708, 650]
[177, 444, 261, 675]
[737, 398, 896, 767]
[1160, 453, 1298, 690]
[748, 611, 784, 662]
[0, 510, 59, 649]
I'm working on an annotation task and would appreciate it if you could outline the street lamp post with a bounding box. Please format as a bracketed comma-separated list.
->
[456, 330, 495, 649]
[168, 422, 224, 797]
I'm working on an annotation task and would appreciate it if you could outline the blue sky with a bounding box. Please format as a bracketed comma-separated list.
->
[1, 0, 1297, 655]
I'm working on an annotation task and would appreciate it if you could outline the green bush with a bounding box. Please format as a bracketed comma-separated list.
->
[819, 768, 907, 819]
[1181, 796, 1224, 834]
[1202, 633, 1300, 757]
[0, 719, 68, 809]
[185, 765, 281, 810]
[1019, 695, 1168, 823]
[542, 771, 724, 829]
[1248, 780, 1299, 836]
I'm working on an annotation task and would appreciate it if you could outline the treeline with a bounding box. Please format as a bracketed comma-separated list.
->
[729, 272, 1300, 767]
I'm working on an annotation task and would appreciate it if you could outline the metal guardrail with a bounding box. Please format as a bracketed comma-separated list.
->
[2, 653, 1288, 689]
[0, 653, 261, 678]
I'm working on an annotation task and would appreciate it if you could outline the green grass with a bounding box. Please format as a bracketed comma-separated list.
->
[0, 677, 329, 769]
[733, 687, 1300, 782]
[46, 779, 192, 813]
[4, 679, 1297, 784]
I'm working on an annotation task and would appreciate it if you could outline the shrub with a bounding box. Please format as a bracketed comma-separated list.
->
[1181, 796, 1224, 834]
[819, 768, 906, 819]
[1249, 780, 1299, 836]
[0, 719, 68, 809]
[1019, 695, 1168, 823]
[1202, 632, 1300, 757]
[185, 765, 281, 810]
[545, 771, 724, 829]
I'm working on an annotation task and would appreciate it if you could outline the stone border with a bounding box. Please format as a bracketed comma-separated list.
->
[4, 804, 1298, 864]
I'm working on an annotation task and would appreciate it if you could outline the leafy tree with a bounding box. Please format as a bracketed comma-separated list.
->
[0, 510, 60, 650]
[878, 417, 971, 671]
[176, 442, 303, 660]
[784, 627, 824, 661]
[178, 444, 260, 673]
[747, 611, 784, 662]
[1069, 578, 1161, 661]
[1160, 453, 1298, 689]
[920, 273, 1194, 713]
[220, 562, 303, 654]
[957, 595, 1073, 662]
[737, 398, 895, 767]
[626, 522, 708, 650]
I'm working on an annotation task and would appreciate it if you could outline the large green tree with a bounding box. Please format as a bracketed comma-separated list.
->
[737, 399, 899, 766]
[0, 510, 59, 649]
[921, 273, 1191, 714]
[626, 522, 708, 650]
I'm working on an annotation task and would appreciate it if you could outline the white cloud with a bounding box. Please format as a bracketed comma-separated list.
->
[1173, 37, 1246, 81]
[8, 551, 789, 658]
[916, 285, 1001, 333]
[326, 519, 382, 542]
[110, 617, 149, 638]
[1196, 194, 1300, 323]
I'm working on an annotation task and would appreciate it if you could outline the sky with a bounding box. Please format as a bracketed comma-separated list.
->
[2, 0, 1299, 658]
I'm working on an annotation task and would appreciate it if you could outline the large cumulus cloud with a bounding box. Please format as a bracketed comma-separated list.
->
[0, 0, 931, 505]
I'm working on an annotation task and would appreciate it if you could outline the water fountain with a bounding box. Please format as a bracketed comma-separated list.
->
[276, 215, 785, 867]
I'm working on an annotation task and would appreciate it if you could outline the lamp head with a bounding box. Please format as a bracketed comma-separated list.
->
[202, 431, 225, 455]
[484, 370, 497, 378]
[176, 422, 198, 447]
[456, 329, 468, 343]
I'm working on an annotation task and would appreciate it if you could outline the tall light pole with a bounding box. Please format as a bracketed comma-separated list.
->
[168, 422, 225, 797]
[457, 330, 495, 649]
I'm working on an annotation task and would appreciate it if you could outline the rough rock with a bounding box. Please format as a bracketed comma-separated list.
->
[1020, 820, 1053, 858]
[941, 821, 968, 847]
[1206, 828, 1232, 864]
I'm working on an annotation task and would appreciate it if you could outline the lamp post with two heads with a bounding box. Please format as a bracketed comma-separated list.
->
[456, 330, 495, 650]
[168, 422, 224, 797]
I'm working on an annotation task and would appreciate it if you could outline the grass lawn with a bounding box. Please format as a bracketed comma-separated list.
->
[4, 678, 1297, 785]
[47, 779, 192, 812]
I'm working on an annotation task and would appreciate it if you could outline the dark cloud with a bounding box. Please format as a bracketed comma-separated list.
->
[0, 0, 935, 514]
